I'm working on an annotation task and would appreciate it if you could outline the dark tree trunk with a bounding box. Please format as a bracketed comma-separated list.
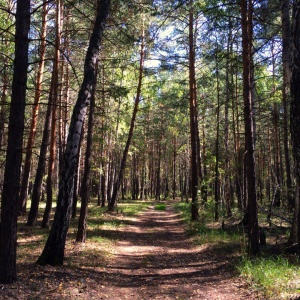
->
[37, 0, 110, 266]
[281, 0, 293, 208]
[214, 45, 220, 221]
[240, 0, 260, 255]
[291, 0, 300, 258]
[18, 0, 48, 215]
[0, 0, 30, 283]
[27, 75, 53, 226]
[189, 0, 199, 221]
[72, 126, 84, 218]
[76, 64, 96, 242]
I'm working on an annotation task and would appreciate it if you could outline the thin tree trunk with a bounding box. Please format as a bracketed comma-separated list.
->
[281, 0, 293, 208]
[42, 0, 62, 228]
[0, 0, 30, 283]
[225, 19, 232, 217]
[37, 0, 110, 266]
[214, 44, 220, 221]
[109, 17, 145, 210]
[27, 78, 54, 226]
[18, 0, 48, 215]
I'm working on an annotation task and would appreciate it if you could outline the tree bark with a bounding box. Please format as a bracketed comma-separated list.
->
[240, 0, 260, 255]
[42, 0, 62, 228]
[189, 0, 199, 221]
[76, 64, 97, 242]
[281, 0, 293, 208]
[291, 0, 300, 258]
[37, 0, 110, 266]
[0, 0, 30, 283]
[18, 0, 48, 215]
[109, 17, 145, 210]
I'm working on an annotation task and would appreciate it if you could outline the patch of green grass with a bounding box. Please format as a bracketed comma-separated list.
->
[154, 203, 166, 210]
[118, 200, 152, 216]
[238, 256, 300, 299]
[174, 201, 243, 244]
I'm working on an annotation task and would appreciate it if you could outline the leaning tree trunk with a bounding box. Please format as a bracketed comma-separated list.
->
[240, 0, 260, 255]
[76, 66, 97, 242]
[108, 18, 145, 210]
[290, 0, 300, 258]
[26, 73, 53, 226]
[0, 0, 30, 283]
[37, 0, 111, 266]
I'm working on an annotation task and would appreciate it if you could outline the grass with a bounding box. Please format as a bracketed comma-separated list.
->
[174, 201, 244, 245]
[154, 203, 166, 210]
[173, 199, 300, 299]
[17, 198, 152, 266]
[238, 256, 300, 299]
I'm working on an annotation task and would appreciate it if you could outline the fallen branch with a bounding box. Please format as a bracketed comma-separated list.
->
[258, 205, 292, 225]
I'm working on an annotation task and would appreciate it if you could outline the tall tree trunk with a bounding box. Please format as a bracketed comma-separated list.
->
[76, 64, 97, 242]
[214, 44, 220, 221]
[291, 0, 300, 258]
[18, 0, 48, 215]
[224, 19, 232, 217]
[241, 0, 259, 255]
[189, 0, 199, 221]
[281, 0, 293, 208]
[109, 17, 145, 210]
[42, 0, 62, 228]
[37, 0, 110, 266]
[27, 75, 54, 226]
[0, 0, 30, 283]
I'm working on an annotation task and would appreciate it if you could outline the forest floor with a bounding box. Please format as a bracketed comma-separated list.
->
[0, 201, 264, 300]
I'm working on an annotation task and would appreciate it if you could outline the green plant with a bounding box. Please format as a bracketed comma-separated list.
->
[154, 203, 166, 210]
[238, 256, 300, 299]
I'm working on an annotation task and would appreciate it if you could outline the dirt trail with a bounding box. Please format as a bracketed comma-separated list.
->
[91, 203, 260, 300]
[1, 203, 261, 300]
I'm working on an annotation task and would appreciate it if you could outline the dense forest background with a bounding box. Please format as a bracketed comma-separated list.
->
[1, 0, 300, 290]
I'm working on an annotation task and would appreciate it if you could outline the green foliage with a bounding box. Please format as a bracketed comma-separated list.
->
[174, 201, 244, 246]
[238, 256, 300, 299]
[154, 203, 166, 210]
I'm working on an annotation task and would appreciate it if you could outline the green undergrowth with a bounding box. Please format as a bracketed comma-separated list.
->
[154, 203, 166, 210]
[17, 198, 152, 267]
[174, 201, 244, 246]
[173, 200, 300, 299]
[238, 255, 300, 299]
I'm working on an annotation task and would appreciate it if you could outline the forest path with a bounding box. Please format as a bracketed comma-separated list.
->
[91, 202, 260, 300]
[1, 202, 262, 300]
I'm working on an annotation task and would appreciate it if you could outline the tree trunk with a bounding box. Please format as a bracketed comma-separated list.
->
[281, 0, 293, 208]
[0, 0, 30, 283]
[188, 0, 199, 221]
[27, 74, 54, 226]
[18, 0, 48, 215]
[42, 0, 62, 228]
[37, 0, 110, 266]
[290, 0, 300, 258]
[214, 44, 220, 221]
[109, 17, 145, 210]
[240, 0, 260, 255]
[76, 64, 97, 242]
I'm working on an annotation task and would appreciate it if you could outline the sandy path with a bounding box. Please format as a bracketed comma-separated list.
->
[92, 203, 260, 300]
